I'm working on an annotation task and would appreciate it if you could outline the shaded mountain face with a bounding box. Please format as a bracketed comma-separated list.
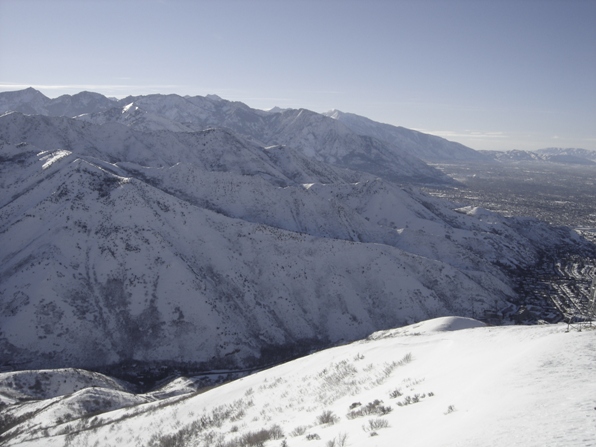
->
[0, 111, 592, 375]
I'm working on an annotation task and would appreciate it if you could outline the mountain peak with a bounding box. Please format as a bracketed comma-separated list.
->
[324, 109, 343, 119]
[0, 86, 48, 101]
[205, 94, 223, 101]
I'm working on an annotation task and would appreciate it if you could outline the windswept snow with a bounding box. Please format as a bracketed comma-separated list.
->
[369, 316, 486, 339]
[2, 321, 594, 447]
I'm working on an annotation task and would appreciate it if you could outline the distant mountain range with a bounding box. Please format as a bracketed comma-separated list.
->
[484, 148, 596, 165]
[0, 88, 483, 177]
[4, 88, 593, 167]
[1, 88, 595, 378]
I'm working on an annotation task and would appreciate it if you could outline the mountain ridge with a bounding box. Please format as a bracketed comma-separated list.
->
[2, 110, 593, 376]
[1, 88, 595, 381]
[0, 88, 482, 179]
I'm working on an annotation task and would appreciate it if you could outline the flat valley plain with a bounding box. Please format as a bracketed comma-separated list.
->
[426, 161, 596, 231]
[425, 160, 596, 322]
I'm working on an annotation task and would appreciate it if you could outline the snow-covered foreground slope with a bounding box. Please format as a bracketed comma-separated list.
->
[2, 318, 594, 447]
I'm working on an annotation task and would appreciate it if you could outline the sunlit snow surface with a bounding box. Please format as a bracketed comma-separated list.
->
[38, 150, 71, 170]
[4, 318, 595, 447]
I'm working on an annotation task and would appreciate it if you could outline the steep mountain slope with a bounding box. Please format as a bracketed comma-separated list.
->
[260, 108, 452, 184]
[324, 109, 490, 162]
[89, 98, 453, 184]
[76, 102, 195, 133]
[0, 88, 51, 115]
[1, 113, 592, 377]
[2, 319, 594, 447]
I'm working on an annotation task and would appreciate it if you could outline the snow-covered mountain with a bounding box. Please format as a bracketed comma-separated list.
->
[0, 88, 473, 184]
[80, 97, 453, 184]
[483, 149, 546, 162]
[1, 110, 593, 377]
[535, 147, 596, 163]
[1, 318, 594, 447]
[1, 88, 596, 446]
[483, 148, 596, 165]
[324, 109, 490, 162]
[0, 88, 115, 117]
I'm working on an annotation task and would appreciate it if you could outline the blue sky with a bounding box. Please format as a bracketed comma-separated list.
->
[0, 0, 594, 151]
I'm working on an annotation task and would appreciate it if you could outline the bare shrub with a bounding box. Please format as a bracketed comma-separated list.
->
[316, 410, 339, 425]
[369, 418, 390, 430]
[347, 399, 392, 419]
[363, 418, 390, 433]
[397, 395, 412, 407]
[306, 433, 321, 441]
[147, 397, 255, 447]
[389, 388, 403, 399]
[445, 405, 456, 415]
[242, 427, 279, 447]
[398, 352, 413, 365]
[326, 434, 349, 447]
[290, 426, 308, 437]
[221, 425, 285, 447]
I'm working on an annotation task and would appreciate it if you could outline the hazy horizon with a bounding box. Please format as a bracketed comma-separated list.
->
[1, 0, 594, 151]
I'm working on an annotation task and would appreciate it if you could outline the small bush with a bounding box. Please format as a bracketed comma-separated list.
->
[347, 399, 392, 419]
[445, 405, 456, 415]
[389, 388, 403, 399]
[290, 426, 308, 437]
[397, 394, 428, 407]
[363, 418, 390, 433]
[316, 410, 339, 425]
[369, 418, 390, 429]
[334, 432, 349, 447]
[306, 433, 320, 441]
[241, 425, 284, 447]
[399, 352, 413, 365]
